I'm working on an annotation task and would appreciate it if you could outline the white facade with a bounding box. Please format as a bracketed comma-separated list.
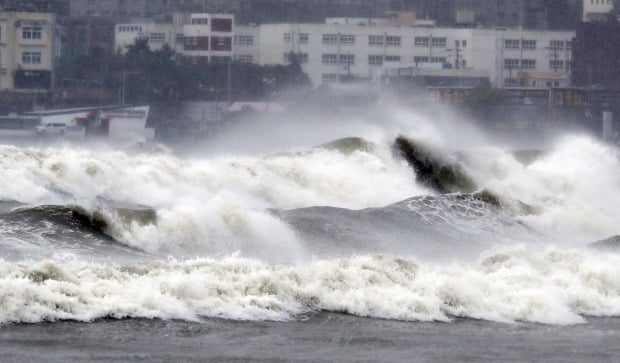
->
[0, 12, 56, 91]
[182, 13, 234, 64]
[583, 0, 615, 21]
[235, 23, 574, 88]
[115, 22, 177, 53]
[114, 13, 234, 63]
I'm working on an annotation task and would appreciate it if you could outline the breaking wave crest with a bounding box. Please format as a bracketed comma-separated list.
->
[2, 247, 620, 325]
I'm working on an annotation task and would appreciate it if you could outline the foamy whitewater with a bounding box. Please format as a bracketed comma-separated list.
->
[2, 106, 620, 327]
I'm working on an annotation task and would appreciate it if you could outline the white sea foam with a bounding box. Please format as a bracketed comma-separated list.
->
[0, 143, 421, 257]
[462, 135, 620, 243]
[2, 247, 620, 325]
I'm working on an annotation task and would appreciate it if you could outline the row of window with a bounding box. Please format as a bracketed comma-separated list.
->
[22, 51, 41, 64]
[183, 36, 232, 51]
[22, 27, 42, 40]
[322, 53, 355, 65]
[117, 25, 143, 33]
[504, 58, 536, 69]
[279, 33, 452, 47]
[414, 37, 448, 47]
[234, 35, 254, 46]
[235, 54, 253, 63]
[504, 79, 562, 88]
[283, 52, 309, 63]
[149, 33, 165, 43]
[284, 33, 309, 44]
[504, 58, 568, 70]
[504, 39, 571, 50]
[318, 54, 452, 66]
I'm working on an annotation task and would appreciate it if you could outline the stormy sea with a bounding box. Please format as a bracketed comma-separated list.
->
[2, 103, 620, 362]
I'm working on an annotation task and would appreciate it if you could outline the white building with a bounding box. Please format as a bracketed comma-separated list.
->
[234, 21, 574, 89]
[114, 13, 234, 64]
[0, 11, 56, 92]
[115, 22, 177, 53]
[583, 0, 615, 21]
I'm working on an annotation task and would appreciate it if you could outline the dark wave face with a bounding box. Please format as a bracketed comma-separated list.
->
[0, 203, 152, 262]
[276, 192, 534, 260]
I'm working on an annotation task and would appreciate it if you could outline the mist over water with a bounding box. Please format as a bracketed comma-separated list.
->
[2, 96, 620, 325]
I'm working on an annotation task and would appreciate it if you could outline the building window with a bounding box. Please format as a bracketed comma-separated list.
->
[504, 58, 519, 69]
[191, 18, 208, 25]
[22, 52, 41, 64]
[462, 40, 467, 47]
[322, 34, 338, 44]
[339, 54, 355, 65]
[22, 27, 42, 40]
[322, 34, 354, 44]
[339, 34, 355, 45]
[505, 39, 520, 49]
[431, 37, 446, 47]
[415, 37, 429, 46]
[368, 55, 383, 65]
[299, 33, 309, 44]
[549, 40, 564, 50]
[284, 52, 308, 64]
[414, 56, 429, 63]
[522, 39, 536, 50]
[431, 57, 446, 63]
[521, 59, 536, 69]
[149, 33, 165, 43]
[211, 18, 232, 32]
[322, 73, 337, 83]
[504, 78, 521, 87]
[385, 55, 401, 62]
[369, 35, 384, 46]
[284, 33, 291, 43]
[235, 35, 254, 45]
[175, 33, 184, 44]
[386, 36, 401, 46]
[322, 53, 338, 64]
[236, 55, 253, 63]
[549, 60, 564, 70]
[211, 36, 231, 51]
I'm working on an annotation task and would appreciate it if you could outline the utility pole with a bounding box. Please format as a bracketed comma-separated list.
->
[546, 42, 561, 72]
[448, 40, 463, 69]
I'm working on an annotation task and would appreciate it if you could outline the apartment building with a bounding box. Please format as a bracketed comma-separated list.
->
[583, 0, 615, 21]
[0, 11, 56, 91]
[234, 20, 574, 88]
[114, 13, 234, 63]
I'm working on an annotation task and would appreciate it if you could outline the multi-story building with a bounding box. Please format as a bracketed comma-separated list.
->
[234, 19, 574, 88]
[0, 11, 56, 91]
[583, 0, 615, 21]
[114, 13, 234, 64]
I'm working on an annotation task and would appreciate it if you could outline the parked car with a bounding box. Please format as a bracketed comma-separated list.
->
[35, 122, 67, 135]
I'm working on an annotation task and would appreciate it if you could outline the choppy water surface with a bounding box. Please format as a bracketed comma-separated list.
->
[2, 106, 620, 360]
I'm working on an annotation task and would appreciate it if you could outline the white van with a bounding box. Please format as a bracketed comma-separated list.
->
[35, 122, 67, 135]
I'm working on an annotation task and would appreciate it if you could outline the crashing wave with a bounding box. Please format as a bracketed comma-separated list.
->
[2, 247, 620, 325]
